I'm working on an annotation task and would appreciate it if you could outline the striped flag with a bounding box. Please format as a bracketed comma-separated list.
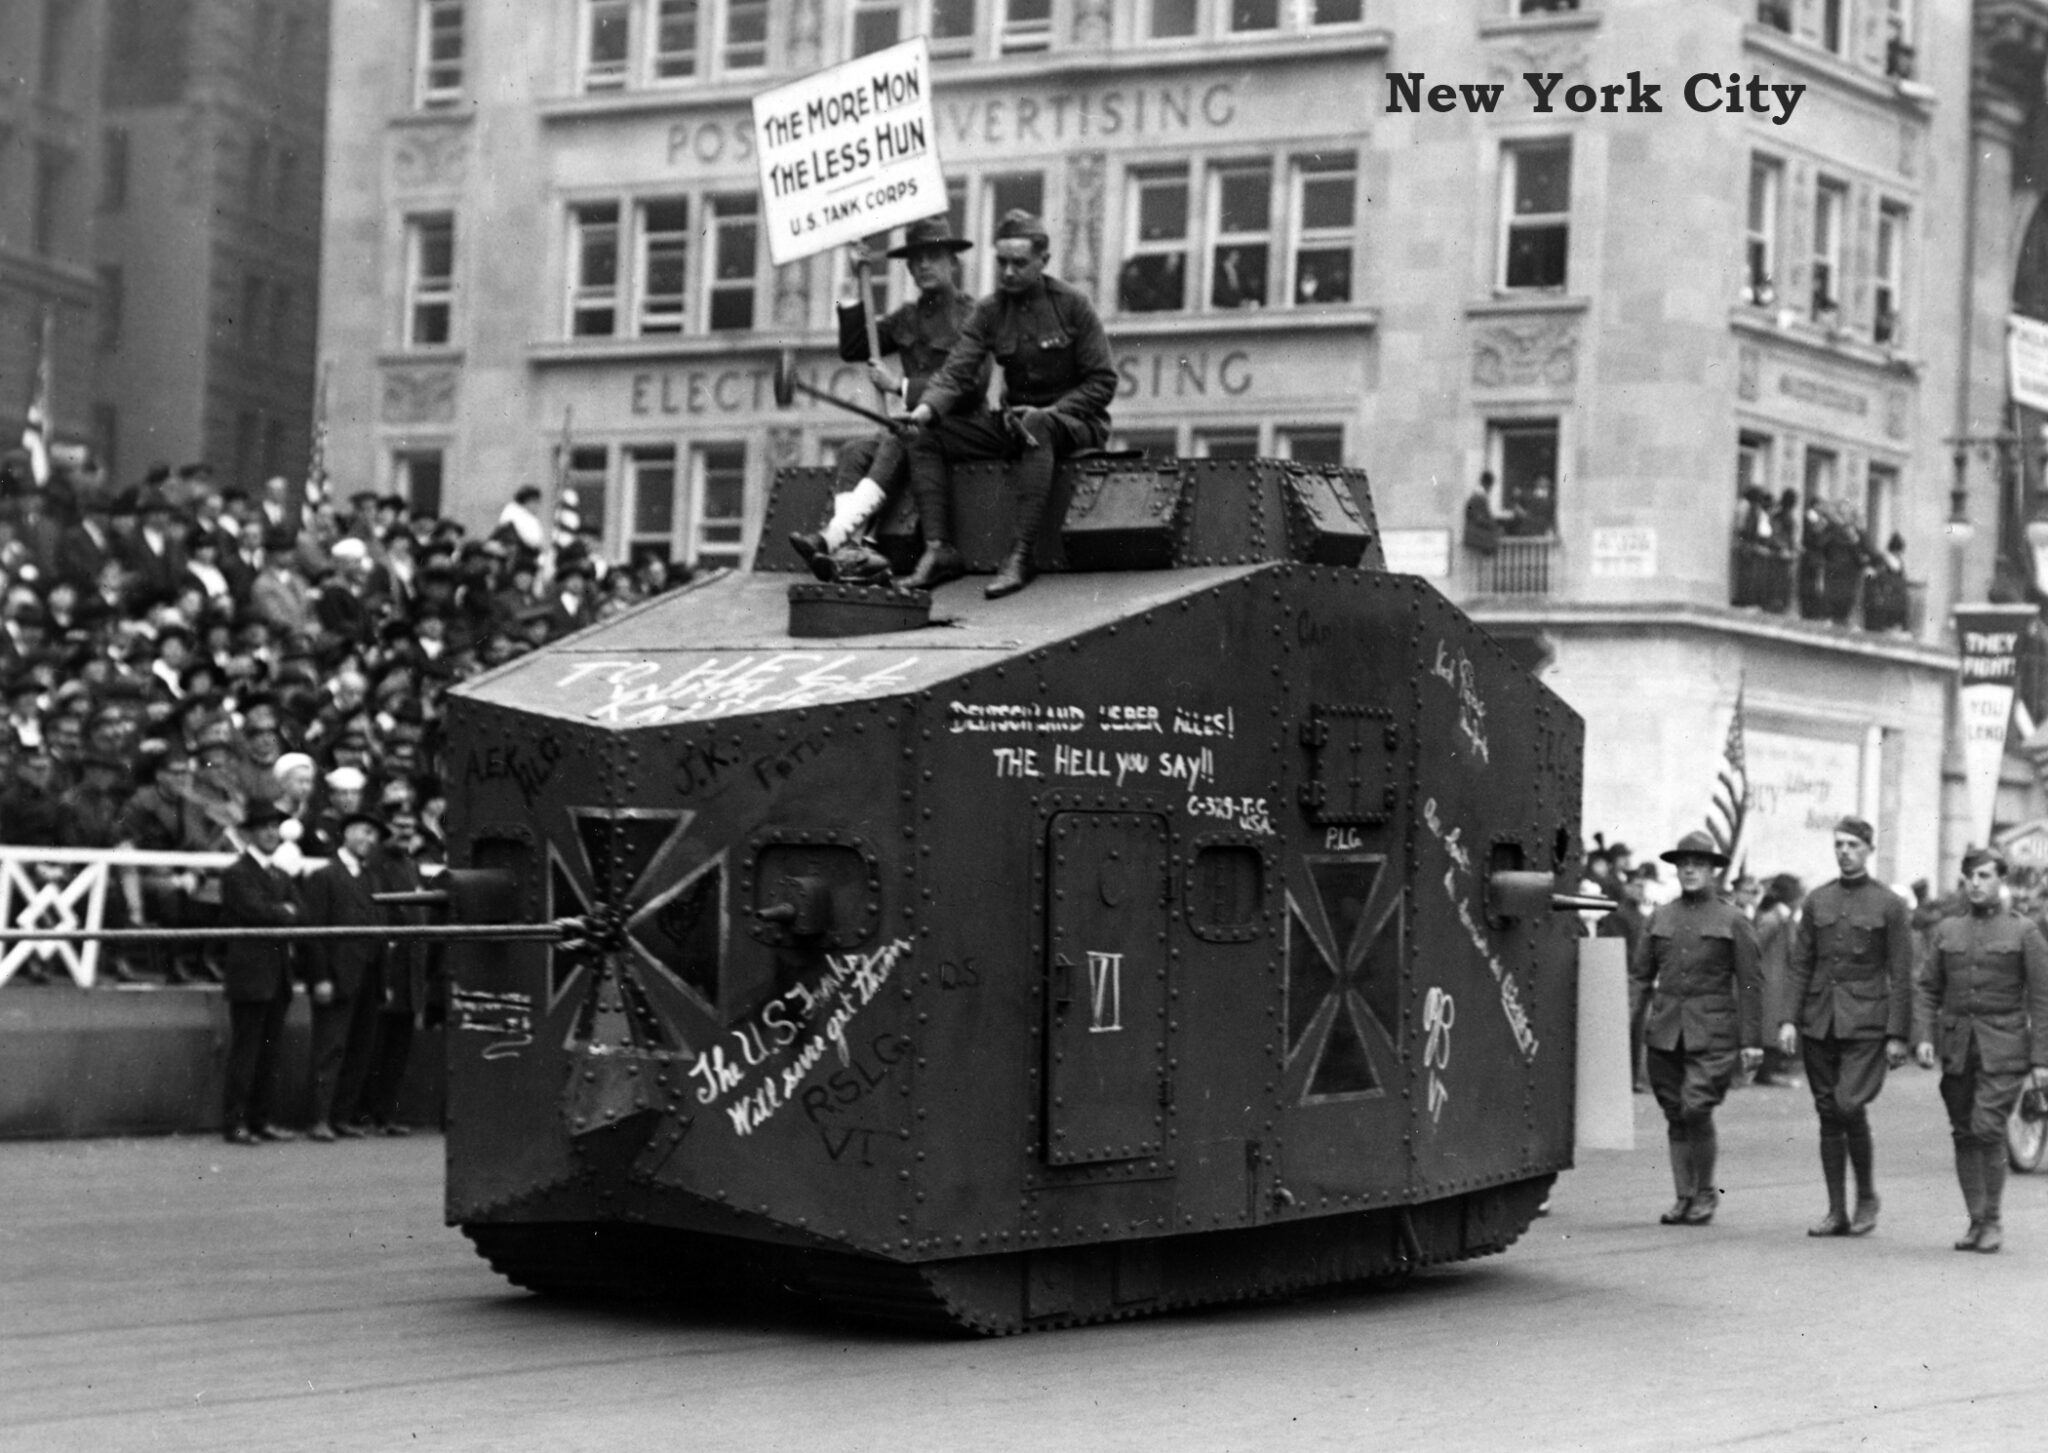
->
[21, 308, 53, 487]
[1707, 686, 1751, 874]
[550, 406, 580, 550]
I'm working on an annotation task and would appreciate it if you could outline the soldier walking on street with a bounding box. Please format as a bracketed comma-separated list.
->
[1630, 831, 1764, 1225]
[1781, 815, 1913, 1237]
[1913, 846, 2048, 1253]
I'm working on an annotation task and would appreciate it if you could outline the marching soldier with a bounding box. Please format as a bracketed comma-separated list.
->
[1629, 830, 1764, 1225]
[1913, 846, 2048, 1253]
[1780, 815, 1913, 1237]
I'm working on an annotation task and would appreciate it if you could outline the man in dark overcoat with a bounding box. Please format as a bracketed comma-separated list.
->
[298, 809, 392, 1140]
[1914, 846, 2048, 1252]
[1780, 815, 1913, 1236]
[219, 801, 301, 1144]
[1629, 831, 1764, 1225]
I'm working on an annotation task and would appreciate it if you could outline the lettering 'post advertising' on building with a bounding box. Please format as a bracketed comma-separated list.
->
[752, 38, 946, 267]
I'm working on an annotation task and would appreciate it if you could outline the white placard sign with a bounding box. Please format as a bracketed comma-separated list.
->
[2011, 314, 2048, 415]
[1590, 526, 1657, 579]
[1741, 729, 1864, 885]
[753, 38, 947, 267]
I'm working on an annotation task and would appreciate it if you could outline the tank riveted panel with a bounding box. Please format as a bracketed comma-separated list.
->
[443, 454, 1584, 1334]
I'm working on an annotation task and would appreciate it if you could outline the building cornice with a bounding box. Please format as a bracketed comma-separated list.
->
[1466, 600, 1959, 672]
[1743, 24, 1938, 122]
[531, 34, 1393, 124]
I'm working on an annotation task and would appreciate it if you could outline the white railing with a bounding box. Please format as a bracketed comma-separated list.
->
[0, 847, 343, 990]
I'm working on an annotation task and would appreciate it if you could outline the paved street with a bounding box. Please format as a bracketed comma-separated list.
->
[4, 1068, 2046, 1452]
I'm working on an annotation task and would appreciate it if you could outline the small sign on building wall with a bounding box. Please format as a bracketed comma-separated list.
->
[1590, 526, 1656, 578]
[2011, 315, 2048, 414]
[752, 38, 947, 266]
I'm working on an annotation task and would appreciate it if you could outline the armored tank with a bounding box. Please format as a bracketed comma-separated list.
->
[440, 451, 1586, 1333]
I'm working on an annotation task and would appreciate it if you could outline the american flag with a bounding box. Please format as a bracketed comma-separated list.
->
[550, 406, 580, 550]
[1707, 685, 1751, 873]
[21, 308, 52, 487]
[304, 362, 330, 506]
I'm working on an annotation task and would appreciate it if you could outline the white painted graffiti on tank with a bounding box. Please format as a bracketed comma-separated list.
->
[450, 987, 534, 1060]
[1422, 797, 1539, 1060]
[1430, 640, 1491, 764]
[559, 655, 924, 725]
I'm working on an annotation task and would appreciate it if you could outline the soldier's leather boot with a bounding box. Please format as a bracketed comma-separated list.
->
[1659, 1127, 1694, 1225]
[1978, 1143, 2007, 1253]
[1975, 1219, 2003, 1253]
[1681, 1125, 1719, 1224]
[905, 541, 965, 590]
[789, 531, 836, 582]
[984, 544, 1036, 600]
[1953, 1221, 1986, 1252]
[1847, 1192, 1880, 1236]
[1808, 1127, 1849, 1235]
[1951, 1139, 1985, 1249]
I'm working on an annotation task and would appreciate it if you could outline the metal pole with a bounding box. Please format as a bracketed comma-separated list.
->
[0, 923, 574, 945]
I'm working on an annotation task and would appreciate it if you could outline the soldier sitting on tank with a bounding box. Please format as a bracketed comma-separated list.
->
[789, 218, 987, 585]
[904, 209, 1119, 599]
[1914, 845, 2048, 1253]
[1630, 831, 1764, 1226]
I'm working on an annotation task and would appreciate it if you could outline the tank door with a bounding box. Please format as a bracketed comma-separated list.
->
[1043, 811, 1171, 1167]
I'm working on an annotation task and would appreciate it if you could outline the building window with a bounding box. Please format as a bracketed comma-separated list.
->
[1209, 163, 1272, 310]
[1147, 0, 1197, 37]
[1500, 140, 1570, 291]
[1144, 0, 1360, 39]
[1193, 428, 1259, 459]
[1516, 0, 1579, 11]
[1804, 445, 1839, 504]
[1111, 426, 1182, 458]
[39, 0, 74, 97]
[1885, 0, 1916, 78]
[1120, 169, 1191, 313]
[416, 0, 464, 107]
[1279, 426, 1344, 464]
[1756, 0, 1792, 32]
[1874, 203, 1905, 345]
[639, 198, 690, 334]
[691, 443, 749, 567]
[1229, 0, 1280, 32]
[565, 445, 610, 542]
[32, 148, 67, 259]
[393, 448, 446, 518]
[1489, 420, 1559, 536]
[853, 0, 976, 58]
[721, 0, 769, 70]
[584, 0, 631, 89]
[705, 194, 759, 331]
[1744, 156, 1780, 306]
[569, 202, 622, 336]
[627, 444, 679, 565]
[97, 266, 124, 353]
[1866, 461, 1899, 544]
[652, 0, 701, 79]
[1292, 153, 1355, 305]
[945, 171, 1046, 294]
[1736, 431, 1773, 501]
[1000, 0, 1052, 52]
[1313, 0, 1365, 20]
[405, 214, 457, 347]
[100, 129, 129, 213]
[1811, 180, 1845, 319]
[1821, 0, 1845, 54]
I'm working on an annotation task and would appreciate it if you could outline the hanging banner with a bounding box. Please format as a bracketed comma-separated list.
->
[2011, 315, 2048, 414]
[753, 37, 946, 267]
[1955, 603, 2037, 848]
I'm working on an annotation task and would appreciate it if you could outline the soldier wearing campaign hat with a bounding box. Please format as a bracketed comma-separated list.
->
[1781, 814, 1915, 1237]
[1914, 845, 2048, 1252]
[1629, 830, 1764, 1226]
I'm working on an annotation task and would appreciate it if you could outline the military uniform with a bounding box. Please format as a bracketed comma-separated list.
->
[1784, 872, 1912, 1231]
[1629, 888, 1762, 1223]
[830, 285, 981, 500]
[1916, 900, 2048, 1248]
[907, 234, 1119, 594]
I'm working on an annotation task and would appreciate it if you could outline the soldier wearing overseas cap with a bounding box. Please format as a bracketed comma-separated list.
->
[904, 208, 1119, 600]
[1628, 830, 1764, 1226]
[1913, 845, 2048, 1252]
[1780, 814, 1914, 1237]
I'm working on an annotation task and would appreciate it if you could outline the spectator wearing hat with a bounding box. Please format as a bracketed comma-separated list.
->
[355, 785, 428, 1135]
[789, 219, 985, 585]
[1914, 846, 2048, 1252]
[1630, 831, 1763, 1226]
[299, 808, 394, 1141]
[1781, 815, 1914, 1237]
[120, 486, 186, 608]
[904, 208, 1119, 599]
[545, 557, 595, 637]
[313, 764, 368, 857]
[257, 475, 300, 537]
[181, 527, 234, 616]
[219, 801, 302, 1145]
[252, 529, 316, 640]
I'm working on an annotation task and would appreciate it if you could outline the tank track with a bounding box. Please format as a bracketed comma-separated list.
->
[464, 1175, 1552, 1336]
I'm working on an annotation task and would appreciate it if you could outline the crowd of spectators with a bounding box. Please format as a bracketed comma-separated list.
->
[0, 454, 681, 986]
[1732, 486, 1910, 631]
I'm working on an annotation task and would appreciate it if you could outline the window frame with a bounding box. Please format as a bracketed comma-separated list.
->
[703, 192, 761, 333]
[1874, 201, 1906, 345]
[1139, 0, 1368, 43]
[1289, 152, 1356, 307]
[1119, 165, 1195, 315]
[688, 441, 751, 568]
[1498, 138, 1572, 293]
[392, 447, 447, 519]
[1207, 160, 1276, 312]
[415, 0, 466, 109]
[568, 200, 623, 338]
[1811, 179, 1845, 319]
[404, 213, 458, 348]
[1744, 155, 1781, 307]
[1486, 417, 1563, 538]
